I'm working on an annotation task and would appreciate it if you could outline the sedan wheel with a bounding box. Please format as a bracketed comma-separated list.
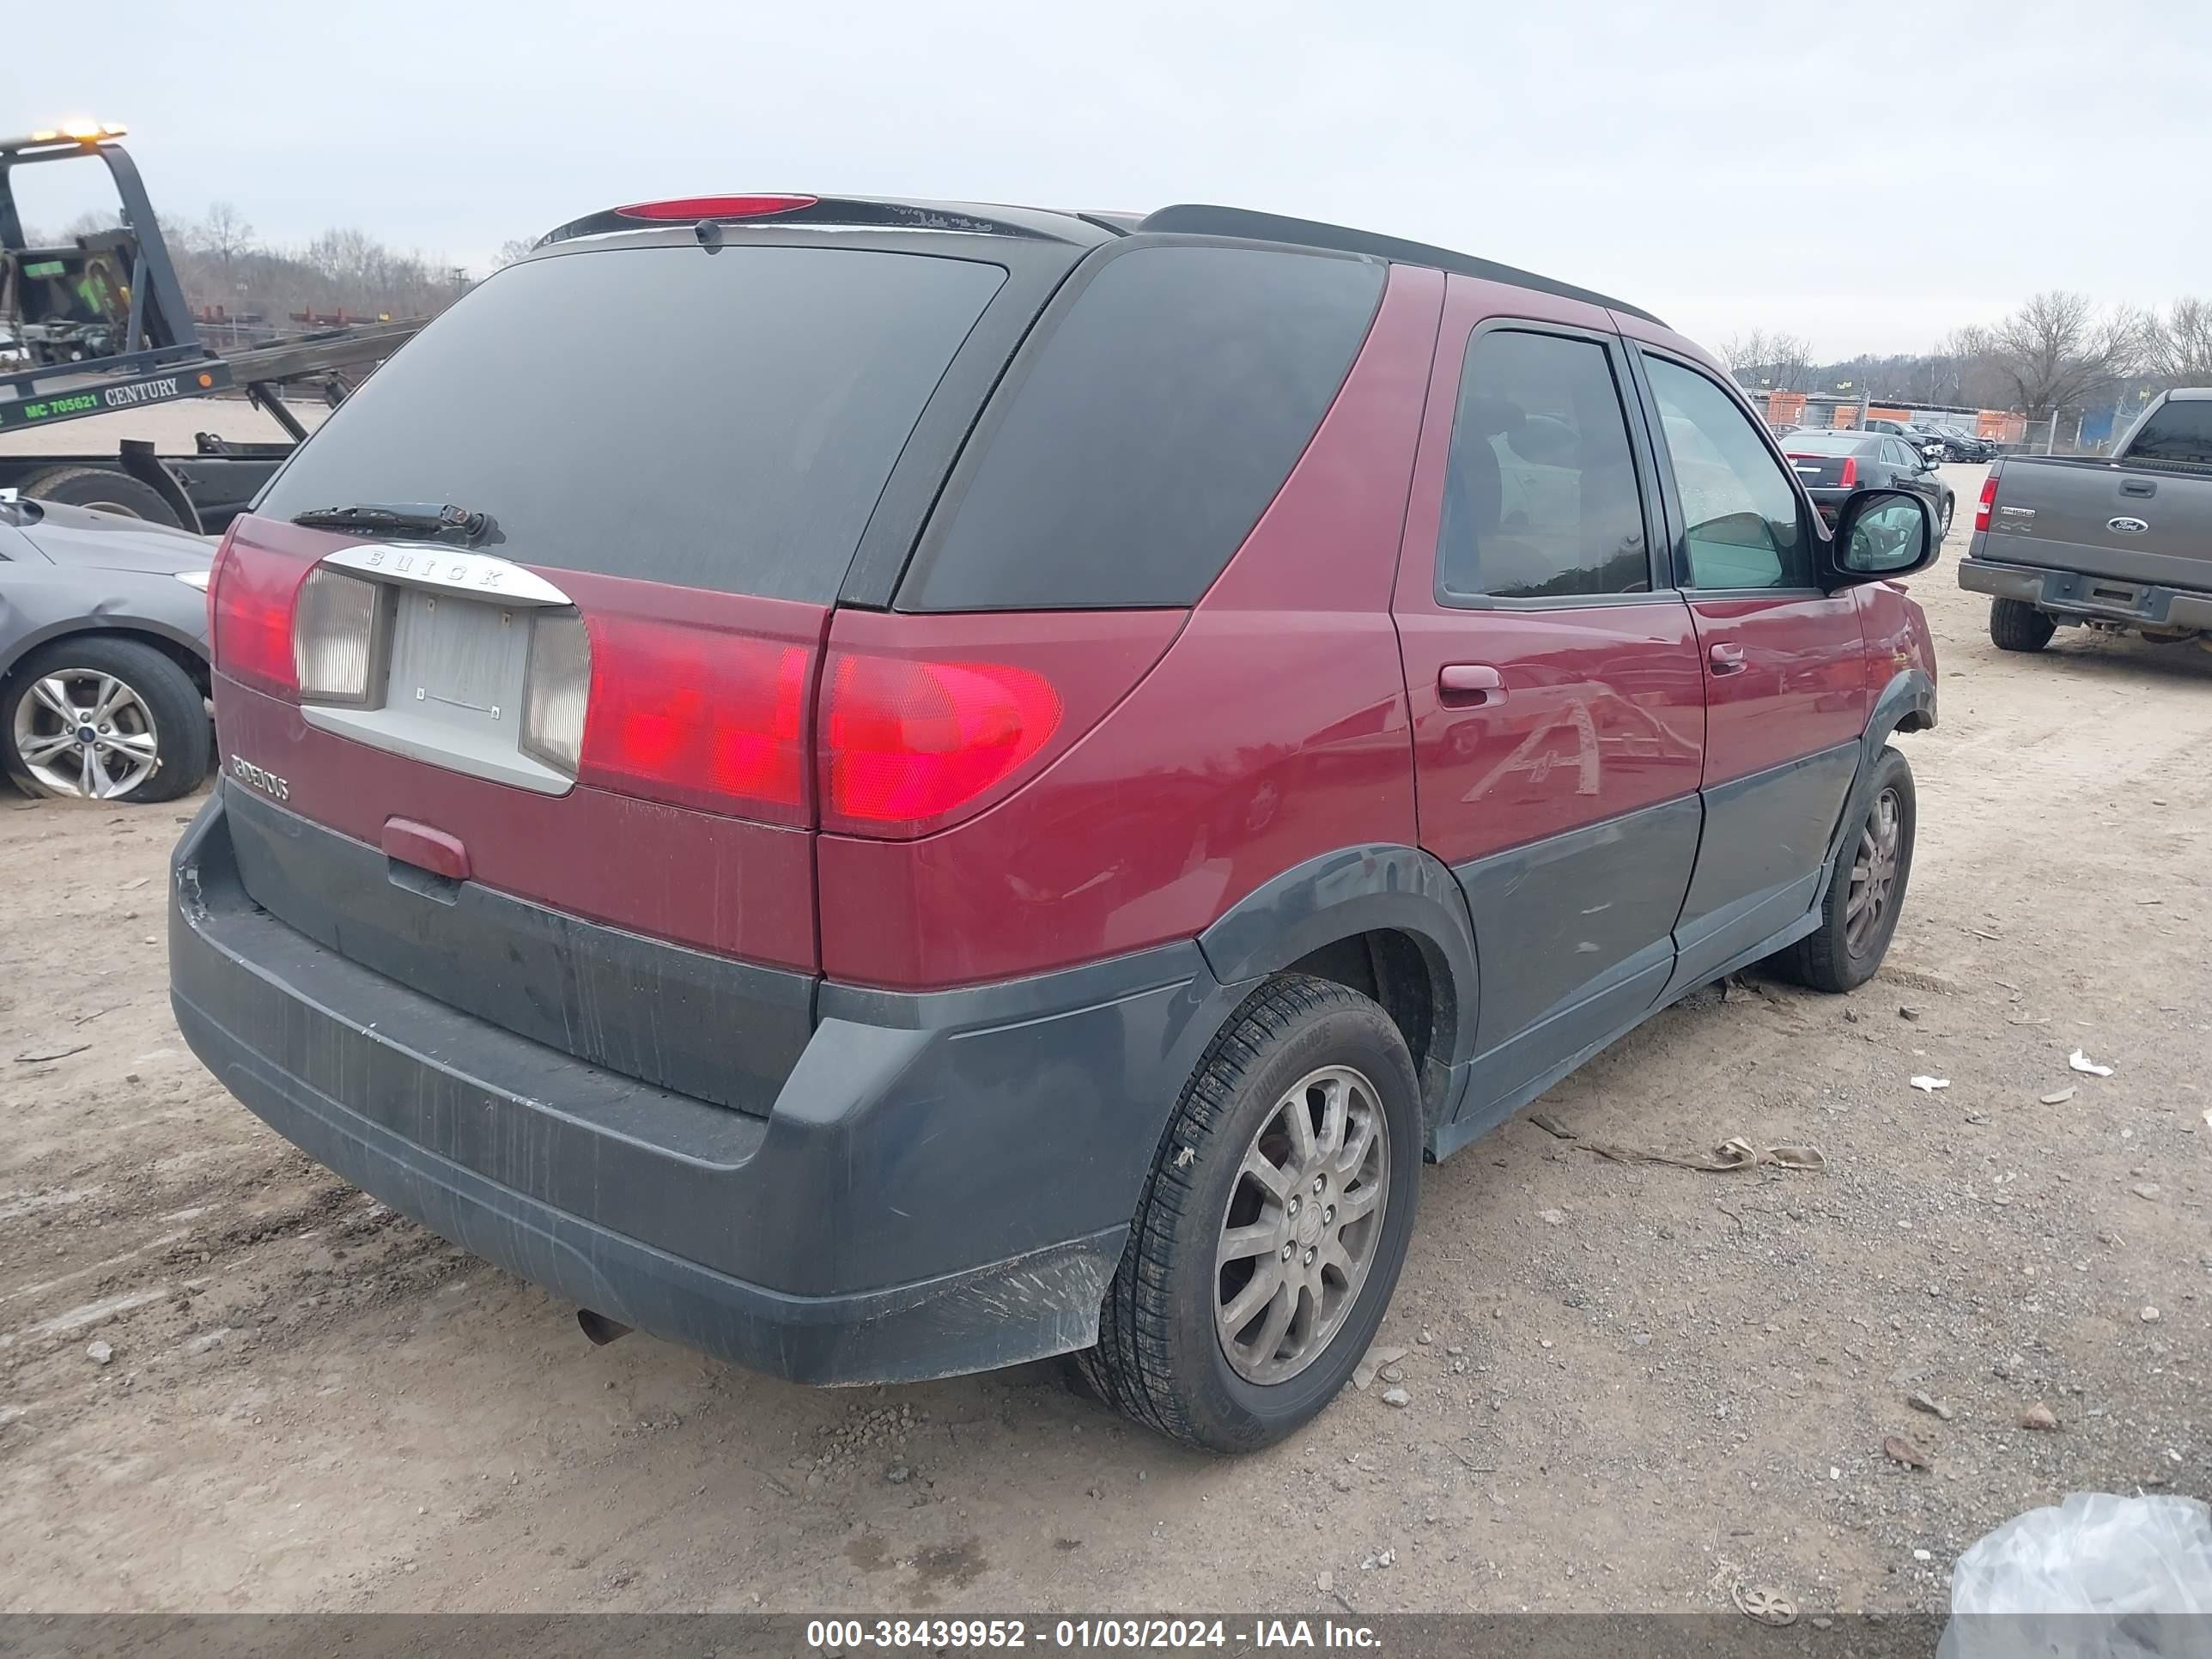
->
[12, 669, 164, 799]
[3, 637, 211, 805]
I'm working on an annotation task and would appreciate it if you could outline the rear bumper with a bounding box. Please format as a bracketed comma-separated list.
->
[1956, 554, 2212, 630]
[170, 790, 1234, 1383]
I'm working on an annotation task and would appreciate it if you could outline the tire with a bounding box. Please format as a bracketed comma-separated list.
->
[3, 636, 210, 803]
[1077, 975, 1422, 1453]
[1937, 495, 1954, 543]
[18, 464, 185, 528]
[1990, 598, 2057, 653]
[1768, 746, 1915, 994]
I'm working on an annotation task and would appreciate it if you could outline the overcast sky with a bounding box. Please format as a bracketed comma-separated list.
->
[14, 0, 2206, 358]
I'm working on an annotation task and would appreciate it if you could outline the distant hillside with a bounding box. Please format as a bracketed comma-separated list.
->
[23, 204, 465, 336]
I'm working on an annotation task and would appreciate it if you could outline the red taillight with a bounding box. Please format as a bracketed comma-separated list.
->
[1975, 473, 1998, 532]
[211, 532, 311, 697]
[613, 193, 817, 222]
[577, 615, 811, 823]
[1838, 457, 1859, 489]
[822, 653, 1062, 836]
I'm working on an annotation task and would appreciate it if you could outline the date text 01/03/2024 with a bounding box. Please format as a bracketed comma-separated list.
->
[805, 1619, 1381, 1650]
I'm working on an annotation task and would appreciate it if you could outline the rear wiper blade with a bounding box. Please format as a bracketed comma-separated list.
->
[289, 501, 494, 543]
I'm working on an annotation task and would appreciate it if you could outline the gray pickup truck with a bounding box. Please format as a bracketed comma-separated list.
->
[1958, 387, 2212, 653]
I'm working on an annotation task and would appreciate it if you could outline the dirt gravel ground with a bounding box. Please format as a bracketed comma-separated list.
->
[2, 463, 2206, 1616]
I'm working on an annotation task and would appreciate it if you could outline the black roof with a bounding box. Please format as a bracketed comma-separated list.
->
[1135, 205, 1661, 325]
[537, 193, 1659, 325]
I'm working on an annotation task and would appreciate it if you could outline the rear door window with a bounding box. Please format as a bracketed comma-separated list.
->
[1436, 328, 1650, 602]
[1644, 356, 1810, 591]
[258, 246, 1007, 601]
[2127, 398, 2212, 466]
[898, 243, 1385, 611]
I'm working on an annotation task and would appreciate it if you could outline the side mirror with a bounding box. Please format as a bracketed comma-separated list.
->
[1825, 488, 1936, 586]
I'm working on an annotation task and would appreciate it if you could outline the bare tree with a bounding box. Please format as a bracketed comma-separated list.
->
[1718, 328, 1773, 380]
[1766, 332, 1813, 392]
[2142, 297, 2212, 386]
[62, 207, 123, 238]
[1718, 328, 1814, 392]
[307, 227, 380, 285]
[194, 201, 257, 271]
[495, 237, 538, 269]
[1987, 291, 2141, 413]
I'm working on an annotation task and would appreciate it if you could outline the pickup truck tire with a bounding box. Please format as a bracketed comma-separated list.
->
[1990, 598, 2057, 653]
[17, 465, 186, 530]
[1077, 975, 1421, 1453]
[1769, 746, 1916, 994]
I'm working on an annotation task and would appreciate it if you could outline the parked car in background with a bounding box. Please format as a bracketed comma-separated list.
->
[1783, 429, 1958, 542]
[168, 194, 1942, 1453]
[0, 493, 215, 801]
[1959, 387, 2212, 653]
[1862, 417, 1948, 460]
[1923, 424, 1996, 464]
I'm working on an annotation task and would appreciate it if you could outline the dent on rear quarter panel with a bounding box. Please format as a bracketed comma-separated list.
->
[816, 263, 1447, 989]
[1853, 581, 1938, 726]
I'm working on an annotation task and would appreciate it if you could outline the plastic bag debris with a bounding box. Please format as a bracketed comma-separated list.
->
[1911, 1075, 1952, 1092]
[2069, 1049, 2116, 1077]
[1939, 1492, 2212, 1659]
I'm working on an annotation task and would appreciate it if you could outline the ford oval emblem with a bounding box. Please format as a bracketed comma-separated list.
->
[2106, 516, 2150, 535]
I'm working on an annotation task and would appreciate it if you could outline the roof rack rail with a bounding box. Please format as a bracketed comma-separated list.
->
[1135, 204, 1661, 325]
[534, 196, 1104, 252]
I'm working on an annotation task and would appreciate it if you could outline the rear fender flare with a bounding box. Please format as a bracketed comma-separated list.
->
[1820, 667, 1936, 890]
[1196, 843, 1482, 1115]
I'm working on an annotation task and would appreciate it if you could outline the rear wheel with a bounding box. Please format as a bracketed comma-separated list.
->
[1768, 746, 1915, 994]
[3, 637, 210, 803]
[1078, 975, 1420, 1452]
[1990, 598, 2056, 653]
[17, 464, 185, 528]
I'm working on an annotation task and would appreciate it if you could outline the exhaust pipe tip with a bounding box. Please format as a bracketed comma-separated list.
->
[576, 1308, 633, 1346]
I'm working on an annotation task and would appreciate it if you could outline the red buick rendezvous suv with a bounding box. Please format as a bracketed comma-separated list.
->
[170, 198, 1938, 1451]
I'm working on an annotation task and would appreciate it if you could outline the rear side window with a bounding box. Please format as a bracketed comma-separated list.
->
[260, 246, 1006, 601]
[899, 244, 1385, 611]
[1437, 329, 1650, 602]
[2127, 398, 2212, 466]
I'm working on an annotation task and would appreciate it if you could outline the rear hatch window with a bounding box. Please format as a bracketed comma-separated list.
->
[221, 242, 1011, 1115]
[2127, 399, 2212, 469]
[898, 243, 1384, 611]
[259, 244, 1008, 599]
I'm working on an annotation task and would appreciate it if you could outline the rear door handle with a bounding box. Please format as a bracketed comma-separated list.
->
[2119, 479, 2156, 498]
[1438, 663, 1507, 706]
[1708, 641, 1747, 675]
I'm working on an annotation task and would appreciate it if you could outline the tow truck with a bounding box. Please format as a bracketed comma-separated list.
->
[0, 122, 423, 532]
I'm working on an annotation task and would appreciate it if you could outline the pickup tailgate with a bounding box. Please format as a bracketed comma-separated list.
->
[1982, 457, 2212, 590]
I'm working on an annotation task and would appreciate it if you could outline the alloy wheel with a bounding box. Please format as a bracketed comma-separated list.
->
[11, 669, 163, 799]
[1214, 1064, 1390, 1384]
[1845, 787, 1902, 955]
